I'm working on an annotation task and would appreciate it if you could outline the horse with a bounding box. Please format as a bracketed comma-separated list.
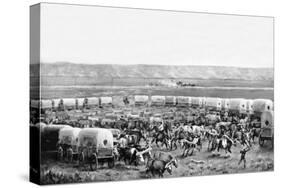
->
[119, 130, 147, 147]
[249, 128, 261, 144]
[146, 153, 178, 178]
[151, 131, 171, 149]
[181, 137, 201, 157]
[205, 128, 219, 151]
[216, 135, 235, 156]
[170, 127, 189, 150]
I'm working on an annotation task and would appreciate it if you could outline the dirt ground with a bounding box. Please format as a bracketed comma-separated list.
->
[40, 137, 273, 184]
[38, 84, 274, 184]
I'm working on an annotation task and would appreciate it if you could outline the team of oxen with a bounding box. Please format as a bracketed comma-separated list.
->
[33, 96, 274, 178]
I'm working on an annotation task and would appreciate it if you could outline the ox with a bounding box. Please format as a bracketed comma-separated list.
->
[146, 153, 178, 178]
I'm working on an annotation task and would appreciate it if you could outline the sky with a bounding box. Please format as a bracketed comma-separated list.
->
[39, 3, 274, 68]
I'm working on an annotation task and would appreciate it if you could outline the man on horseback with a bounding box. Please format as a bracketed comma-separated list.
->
[151, 120, 171, 149]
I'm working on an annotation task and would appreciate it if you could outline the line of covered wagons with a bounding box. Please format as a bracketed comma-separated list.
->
[32, 122, 116, 170]
[31, 95, 274, 148]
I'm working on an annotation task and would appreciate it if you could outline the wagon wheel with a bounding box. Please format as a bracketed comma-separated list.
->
[108, 157, 115, 168]
[57, 148, 64, 161]
[66, 148, 73, 163]
[259, 135, 264, 147]
[90, 154, 98, 171]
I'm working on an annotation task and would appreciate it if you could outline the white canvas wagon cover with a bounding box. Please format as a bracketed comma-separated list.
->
[221, 98, 230, 110]
[62, 98, 76, 108]
[78, 128, 113, 149]
[165, 96, 176, 105]
[108, 128, 121, 138]
[206, 98, 222, 109]
[261, 111, 274, 128]
[134, 95, 149, 103]
[41, 99, 53, 109]
[246, 99, 254, 113]
[229, 98, 247, 113]
[176, 96, 191, 106]
[53, 99, 62, 108]
[252, 99, 273, 113]
[59, 127, 81, 145]
[151, 95, 165, 105]
[100, 97, 113, 105]
[41, 124, 71, 133]
[87, 97, 99, 106]
[76, 98, 85, 107]
[191, 97, 203, 106]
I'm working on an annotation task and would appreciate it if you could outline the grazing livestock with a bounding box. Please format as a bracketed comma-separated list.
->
[155, 152, 178, 166]
[181, 137, 201, 157]
[146, 153, 178, 178]
[118, 147, 140, 166]
[170, 125, 196, 150]
[205, 128, 219, 151]
[119, 130, 147, 146]
[118, 146, 152, 166]
[205, 114, 221, 125]
[249, 128, 261, 143]
[216, 135, 236, 156]
[151, 131, 171, 149]
[146, 160, 172, 177]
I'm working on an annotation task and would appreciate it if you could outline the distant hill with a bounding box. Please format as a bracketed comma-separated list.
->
[31, 62, 273, 81]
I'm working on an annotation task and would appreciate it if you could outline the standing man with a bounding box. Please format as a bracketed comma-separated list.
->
[238, 145, 250, 168]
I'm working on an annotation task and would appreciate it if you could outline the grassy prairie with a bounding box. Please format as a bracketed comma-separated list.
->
[40, 139, 273, 184]
[39, 86, 273, 100]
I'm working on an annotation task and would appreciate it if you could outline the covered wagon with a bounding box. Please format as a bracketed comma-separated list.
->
[151, 95, 165, 106]
[53, 99, 63, 110]
[57, 127, 81, 161]
[41, 99, 53, 110]
[78, 128, 115, 170]
[205, 97, 222, 111]
[252, 99, 273, 114]
[85, 97, 100, 109]
[259, 111, 274, 147]
[62, 98, 77, 110]
[221, 98, 230, 111]
[88, 116, 101, 127]
[176, 96, 191, 107]
[229, 98, 247, 114]
[205, 113, 221, 125]
[100, 97, 113, 107]
[134, 95, 149, 106]
[41, 124, 71, 153]
[105, 113, 118, 120]
[76, 98, 85, 109]
[165, 96, 176, 106]
[191, 97, 203, 108]
[201, 97, 207, 107]
[246, 99, 254, 114]
[101, 118, 116, 128]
